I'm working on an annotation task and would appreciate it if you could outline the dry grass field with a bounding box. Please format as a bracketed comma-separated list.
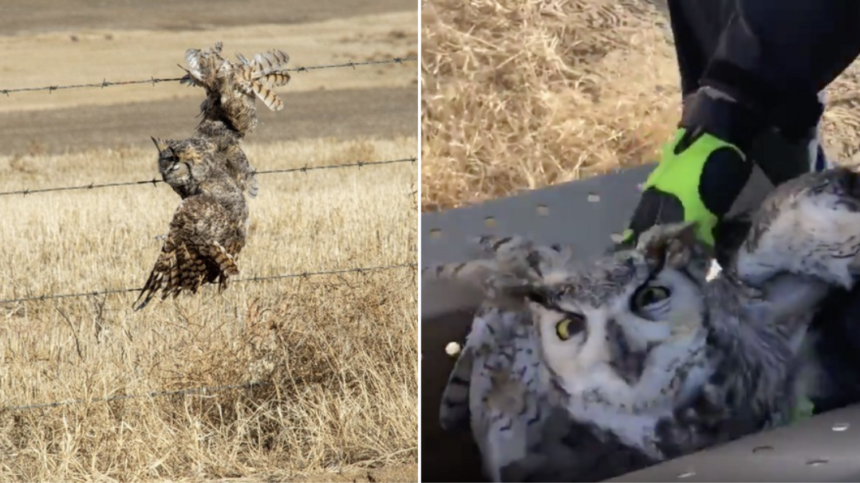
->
[421, 0, 860, 212]
[0, 2, 418, 482]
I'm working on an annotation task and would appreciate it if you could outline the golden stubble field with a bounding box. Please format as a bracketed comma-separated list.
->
[0, 1, 418, 481]
[0, 138, 418, 482]
[421, 0, 860, 212]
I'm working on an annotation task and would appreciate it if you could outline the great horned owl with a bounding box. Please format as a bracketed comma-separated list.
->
[134, 138, 249, 311]
[424, 167, 860, 481]
[178, 41, 292, 198]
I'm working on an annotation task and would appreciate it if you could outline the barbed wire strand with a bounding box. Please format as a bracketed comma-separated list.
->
[0, 261, 417, 305]
[0, 156, 417, 197]
[3, 380, 269, 412]
[0, 57, 417, 96]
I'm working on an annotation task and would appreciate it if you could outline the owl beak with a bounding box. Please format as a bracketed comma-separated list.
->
[606, 319, 648, 385]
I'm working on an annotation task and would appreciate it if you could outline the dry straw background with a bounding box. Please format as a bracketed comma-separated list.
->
[421, 0, 860, 212]
[0, 2, 418, 482]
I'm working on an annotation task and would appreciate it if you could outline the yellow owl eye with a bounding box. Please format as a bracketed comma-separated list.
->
[555, 315, 585, 341]
[633, 286, 670, 309]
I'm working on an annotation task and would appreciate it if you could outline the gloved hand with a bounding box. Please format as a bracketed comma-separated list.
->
[620, 126, 751, 249]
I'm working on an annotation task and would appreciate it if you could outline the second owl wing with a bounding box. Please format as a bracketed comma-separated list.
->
[252, 49, 292, 87]
[438, 306, 576, 481]
[735, 167, 860, 289]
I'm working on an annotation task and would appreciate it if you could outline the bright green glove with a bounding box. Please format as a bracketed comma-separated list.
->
[791, 397, 816, 424]
[622, 128, 747, 248]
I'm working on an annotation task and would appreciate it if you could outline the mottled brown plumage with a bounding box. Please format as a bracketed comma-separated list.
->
[176, 42, 291, 198]
[134, 140, 248, 311]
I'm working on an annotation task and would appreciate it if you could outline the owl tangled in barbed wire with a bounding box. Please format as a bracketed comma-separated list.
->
[135, 42, 290, 309]
[176, 41, 292, 198]
[134, 137, 249, 311]
[424, 167, 860, 481]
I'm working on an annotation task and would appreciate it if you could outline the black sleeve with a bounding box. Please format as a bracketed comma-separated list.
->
[701, 0, 860, 134]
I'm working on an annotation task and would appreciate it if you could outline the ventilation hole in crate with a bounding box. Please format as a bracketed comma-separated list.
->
[752, 445, 773, 454]
[536, 204, 550, 216]
[587, 193, 600, 203]
[677, 471, 696, 479]
[429, 228, 442, 239]
[445, 342, 461, 357]
[806, 459, 828, 467]
[833, 422, 850, 432]
[484, 216, 497, 227]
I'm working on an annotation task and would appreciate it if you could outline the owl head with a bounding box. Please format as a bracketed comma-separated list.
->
[150, 136, 218, 195]
[427, 222, 715, 418]
[522, 223, 715, 416]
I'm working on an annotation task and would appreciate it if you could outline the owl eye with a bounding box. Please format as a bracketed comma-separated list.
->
[555, 314, 586, 341]
[632, 285, 671, 310]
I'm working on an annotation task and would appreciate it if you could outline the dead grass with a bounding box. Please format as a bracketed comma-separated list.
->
[420, 0, 860, 212]
[0, 136, 418, 482]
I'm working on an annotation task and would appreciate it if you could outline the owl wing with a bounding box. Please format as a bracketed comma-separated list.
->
[133, 195, 241, 311]
[232, 49, 291, 112]
[246, 77, 284, 112]
[439, 306, 545, 481]
[252, 49, 292, 87]
[734, 167, 860, 289]
[441, 305, 649, 482]
[180, 42, 230, 88]
[422, 235, 574, 309]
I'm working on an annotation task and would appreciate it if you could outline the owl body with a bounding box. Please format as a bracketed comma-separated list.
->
[427, 167, 860, 481]
[193, 122, 259, 198]
[135, 140, 249, 311]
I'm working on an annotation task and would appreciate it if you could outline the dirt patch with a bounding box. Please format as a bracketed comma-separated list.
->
[0, 86, 417, 155]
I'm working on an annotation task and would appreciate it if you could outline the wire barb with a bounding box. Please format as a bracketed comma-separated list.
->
[0, 57, 417, 96]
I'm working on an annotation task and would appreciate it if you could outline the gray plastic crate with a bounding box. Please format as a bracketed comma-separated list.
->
[420, 164, 860, 482]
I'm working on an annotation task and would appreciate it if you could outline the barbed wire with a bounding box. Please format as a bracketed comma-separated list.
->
[0, 156, 417, 197]
[0, 261, 417, 306]
[3, 380, 269, 412]
[0, 57, 417, 96]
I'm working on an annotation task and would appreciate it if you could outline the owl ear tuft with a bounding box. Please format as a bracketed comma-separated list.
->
[150, 136, 168, 153]
[639, 221, 712, 273]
